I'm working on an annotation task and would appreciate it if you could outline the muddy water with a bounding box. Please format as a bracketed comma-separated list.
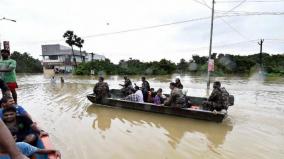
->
[16, 74, 284, 159]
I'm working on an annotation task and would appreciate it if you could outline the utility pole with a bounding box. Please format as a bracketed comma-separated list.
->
[207, 0, 215, 92]
[0, 17, 16, 52]
[258, 39, 264, 70]
[91, 52, 94, 62]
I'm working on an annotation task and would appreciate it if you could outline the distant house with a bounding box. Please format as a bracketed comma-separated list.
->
[41, 44, 105, 73]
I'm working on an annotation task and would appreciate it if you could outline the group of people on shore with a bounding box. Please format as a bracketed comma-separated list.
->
[94, 75, 230, 111]
[0, 49, 60, 159]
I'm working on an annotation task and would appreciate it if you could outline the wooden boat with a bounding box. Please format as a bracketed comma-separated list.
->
[87, 89, 234, 122]
[0, 134, 59, 159]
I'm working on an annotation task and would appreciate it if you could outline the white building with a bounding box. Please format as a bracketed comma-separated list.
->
[42, 44, 105, 73]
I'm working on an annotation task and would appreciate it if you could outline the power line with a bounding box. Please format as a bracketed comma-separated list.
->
[191, 0, 211, 9]
[219, 18, 248, 40]
[226, 0, 247, 12]
[191, 1, 256, 41]
[83, 16, 212, 39]
[218, 0, 284, 3]
[19, 12, 284, 44]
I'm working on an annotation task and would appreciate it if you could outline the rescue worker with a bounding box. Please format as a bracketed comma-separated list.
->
[119, 76, 133, 96]
[175, 78, 183, 89]
[164, 82, 185, 107]
[203, 81, 227, 111]
[93, 77, 110, 103]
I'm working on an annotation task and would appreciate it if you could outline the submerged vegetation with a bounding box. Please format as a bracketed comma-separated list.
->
[75, 53, 283, 76]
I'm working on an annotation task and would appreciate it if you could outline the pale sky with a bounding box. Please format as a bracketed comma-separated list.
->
[1, 0, 284, 63]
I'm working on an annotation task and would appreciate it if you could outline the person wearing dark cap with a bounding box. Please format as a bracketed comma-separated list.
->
[0, 49, 18, 103]
[164, 82, 185, 107]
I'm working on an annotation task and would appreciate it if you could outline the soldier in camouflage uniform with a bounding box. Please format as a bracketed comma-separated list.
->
[203, 81, 225, 111]
[119, 76, 133, 96]
[93, 77, 110, 103]
[164, 82, 185, 108]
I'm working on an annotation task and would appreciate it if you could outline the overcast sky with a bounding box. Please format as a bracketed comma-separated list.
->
[1, 0, 284, 63]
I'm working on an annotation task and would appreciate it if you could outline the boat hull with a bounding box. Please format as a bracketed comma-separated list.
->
[87, 94, 227, 122]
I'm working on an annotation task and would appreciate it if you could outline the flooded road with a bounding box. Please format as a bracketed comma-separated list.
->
[16, 74, 284, 159]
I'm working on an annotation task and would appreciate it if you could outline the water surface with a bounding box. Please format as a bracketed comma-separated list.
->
[17, 74, 284, 159]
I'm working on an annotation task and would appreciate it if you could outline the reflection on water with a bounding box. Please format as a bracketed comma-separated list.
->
[86, 105, 233, 149]
[16, 74, 284, 159]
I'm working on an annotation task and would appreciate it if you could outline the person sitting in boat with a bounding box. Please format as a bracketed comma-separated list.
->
[15, 142, 61, 158]
[124, 86, 144, 103]
[93, 77, 110, 103]
[164, 82, 185, 107]
[153, 88, 164, 105]
[175, 78, 183, 89]
[0, 118, 30, 159]
[141, 77, 150, 102]
[147, 88, 156, 103]
[203, 81, 229, 111]
[2, 107, 47, 145]
[0, 96, 32, 120]
[119, 76, 133, 96]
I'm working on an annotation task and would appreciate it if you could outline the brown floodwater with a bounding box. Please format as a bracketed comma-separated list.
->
[16, 74, 284, 159]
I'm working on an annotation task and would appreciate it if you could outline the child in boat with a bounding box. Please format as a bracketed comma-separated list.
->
[153, 88, 164, 105]
[16, 142, 60, 158]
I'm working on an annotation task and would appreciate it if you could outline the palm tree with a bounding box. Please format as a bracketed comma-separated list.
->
[63, 30, 77, 67]
[75, 36, 85, 63]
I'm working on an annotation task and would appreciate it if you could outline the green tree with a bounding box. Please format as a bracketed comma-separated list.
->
[63, 30, 77, 67]
[10, 51, 43, 73]
[177, 58, 189, 72]
[75, 36, 85, 62]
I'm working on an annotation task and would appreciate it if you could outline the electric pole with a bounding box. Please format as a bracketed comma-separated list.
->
[258, 39, 264, 70]
[91, 52, 94, 62]
[207, 0, 215, 92]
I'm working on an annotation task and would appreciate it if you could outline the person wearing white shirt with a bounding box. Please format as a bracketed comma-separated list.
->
[134, 86, 144, 103]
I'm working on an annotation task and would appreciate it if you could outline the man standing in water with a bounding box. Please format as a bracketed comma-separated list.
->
[0, 49, 18, 103]
[93, 77, 110, 103]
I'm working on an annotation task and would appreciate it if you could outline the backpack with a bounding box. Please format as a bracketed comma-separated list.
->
[220, 87, 229, 109]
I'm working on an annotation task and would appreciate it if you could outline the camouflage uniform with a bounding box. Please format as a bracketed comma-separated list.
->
[121, 79, 133, 96]
[94, 81, 110, 103]
[164, 88, 185, 107]
[175, 82, 183, 89]
[203, 88, 224, 111]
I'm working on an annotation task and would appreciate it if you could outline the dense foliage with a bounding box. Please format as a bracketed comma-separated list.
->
[75, 58, 177, 75]
[75, 53, 284, 76]
[10, 51, 43, 73]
